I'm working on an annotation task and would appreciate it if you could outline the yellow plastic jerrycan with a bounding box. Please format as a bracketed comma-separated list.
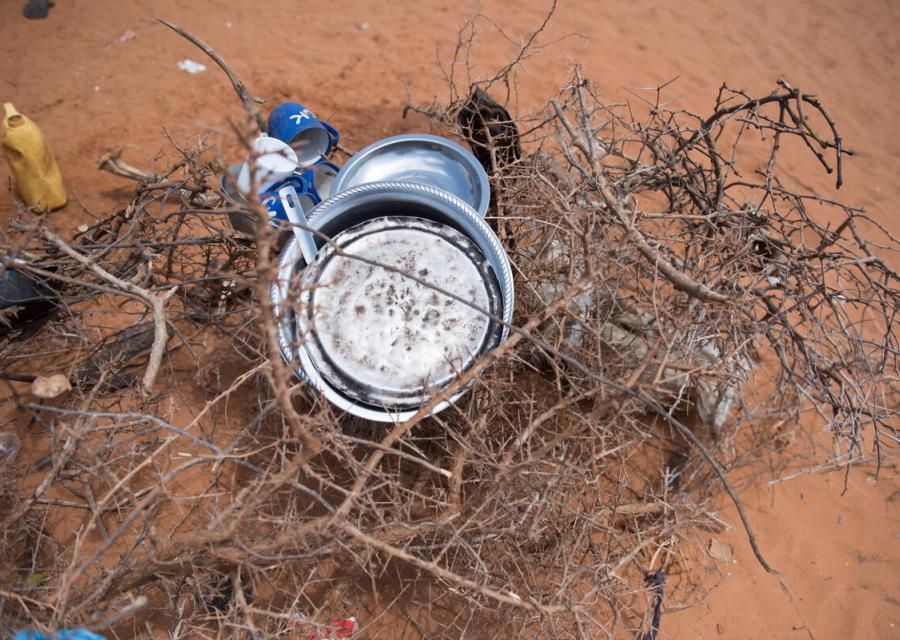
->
[1, 102, 66, 212]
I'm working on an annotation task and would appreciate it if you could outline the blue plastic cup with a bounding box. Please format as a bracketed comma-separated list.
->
[260, 174, 316, 224]
[267, 103, 340, 167]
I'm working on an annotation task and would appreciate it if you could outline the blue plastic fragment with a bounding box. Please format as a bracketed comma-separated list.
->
[14, 630, 107, 640]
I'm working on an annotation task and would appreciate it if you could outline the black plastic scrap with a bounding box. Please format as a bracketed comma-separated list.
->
[457, 89, 522, 175]
[641, 570, 666, 640]
[23, 0, 54, 19]
[0, 267, 59, 339]
[74, 321, 174, 391]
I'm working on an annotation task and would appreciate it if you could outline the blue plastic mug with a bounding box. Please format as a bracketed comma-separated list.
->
[267, 102, 340, 167]
[260, 174, 316, 223]
[297, 161, 339, 203]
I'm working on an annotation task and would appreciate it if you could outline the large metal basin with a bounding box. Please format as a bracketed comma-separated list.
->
[271, 182, 513, 422]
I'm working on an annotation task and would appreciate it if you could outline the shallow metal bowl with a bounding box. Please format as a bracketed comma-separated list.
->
[272, 181, 513, 422]
[331, 134, 490, 217]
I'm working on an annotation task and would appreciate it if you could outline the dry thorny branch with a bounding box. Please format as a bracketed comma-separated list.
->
[0, 11, 897, 640]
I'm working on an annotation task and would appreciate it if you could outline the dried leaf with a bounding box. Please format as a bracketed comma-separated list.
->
[31, 373, 71, 399]
[706, 538, 734, 563]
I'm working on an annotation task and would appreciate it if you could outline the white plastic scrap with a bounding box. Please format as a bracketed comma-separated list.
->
[177, 59, 207, 74]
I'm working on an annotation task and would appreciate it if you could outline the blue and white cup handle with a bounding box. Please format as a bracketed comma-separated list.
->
[260, 175, 315, 224]
[323, 122, 340, 146]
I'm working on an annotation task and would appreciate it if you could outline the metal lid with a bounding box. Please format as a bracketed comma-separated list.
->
[294, 216, 503, 410]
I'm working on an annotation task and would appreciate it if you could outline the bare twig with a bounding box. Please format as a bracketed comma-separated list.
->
[97, 147, 157, 182]
[41, 229, 176, 392]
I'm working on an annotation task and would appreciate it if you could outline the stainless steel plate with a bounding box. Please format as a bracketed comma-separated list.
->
[296, 216, 503, 410]
[332, 134, 490, 217]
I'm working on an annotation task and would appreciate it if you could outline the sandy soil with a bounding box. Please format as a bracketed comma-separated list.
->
[1, 0, 898, 638]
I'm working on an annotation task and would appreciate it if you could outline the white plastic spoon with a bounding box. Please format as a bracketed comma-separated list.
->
[278, 184, 318, 264]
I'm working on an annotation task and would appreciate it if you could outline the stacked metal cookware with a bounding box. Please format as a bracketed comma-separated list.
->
[221, 102, 513, 422]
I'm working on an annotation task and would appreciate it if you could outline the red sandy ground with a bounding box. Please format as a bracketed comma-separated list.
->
[1, 0, 898, 638]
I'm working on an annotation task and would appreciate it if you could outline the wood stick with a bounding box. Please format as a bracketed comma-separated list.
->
[42, 229, 176, 393]
[0, 370, 37, 383]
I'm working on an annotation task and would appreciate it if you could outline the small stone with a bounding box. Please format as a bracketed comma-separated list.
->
[31, 373, 71, 399]
[357, 21, 369, 30]
[707, 538, 733, 563]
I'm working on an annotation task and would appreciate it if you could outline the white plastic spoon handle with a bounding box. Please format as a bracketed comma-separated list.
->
[278, 185, 318, 264]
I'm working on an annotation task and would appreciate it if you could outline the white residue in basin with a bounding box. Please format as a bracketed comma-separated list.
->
[308, 227, 491, 391]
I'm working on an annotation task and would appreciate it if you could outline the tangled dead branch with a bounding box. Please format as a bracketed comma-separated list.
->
[0, 11, 897, 640]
